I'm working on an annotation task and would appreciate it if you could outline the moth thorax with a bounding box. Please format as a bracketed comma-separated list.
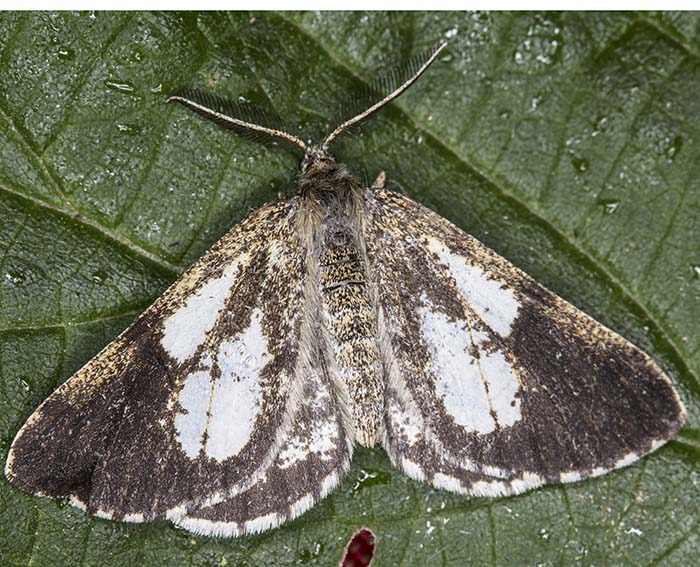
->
[299, 158, 363, 200]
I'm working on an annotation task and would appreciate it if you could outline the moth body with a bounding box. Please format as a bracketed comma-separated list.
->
[299, 155, 384, 447]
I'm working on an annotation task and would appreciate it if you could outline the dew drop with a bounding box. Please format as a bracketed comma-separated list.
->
[105, 79, 135, 93]
[351, 468, 392, 494]
[513, 15, 563, 67]
[598, 199, 620, 215]
[663, 135, 683, 160]
[530, 94, 544, 111]
[20, 377, 33, 393]
[297, 541, 323, 563]
[4, 270, 26, 285]
[116, 122, 142, 135]
[131, 48, 145, 63]
[591, 114, 608, 136]
[444, 27, 458, 39]
[92, 270, 109, 284]
[570, 155, 589, 174]
[57, 46, 75, 60]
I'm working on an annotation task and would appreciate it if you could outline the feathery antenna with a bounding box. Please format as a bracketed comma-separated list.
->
[322, 42, 447, 149]
[167, 89, 307, 152]
[168, 42, 446, 155]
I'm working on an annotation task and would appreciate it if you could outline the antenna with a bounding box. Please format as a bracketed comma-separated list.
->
[167, 89, 307, 152]
[321, 42, 447, 150]
[169, 42, 447, 155]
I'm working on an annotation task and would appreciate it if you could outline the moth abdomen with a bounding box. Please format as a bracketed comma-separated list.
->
[318, 208, 384, 447]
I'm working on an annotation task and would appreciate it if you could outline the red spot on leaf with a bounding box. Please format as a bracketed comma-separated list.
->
[340, 528, 375, 567]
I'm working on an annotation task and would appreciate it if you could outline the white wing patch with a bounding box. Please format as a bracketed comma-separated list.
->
[161, 255, 248, 363]
[277, 380, 341, 469]
[427, 237, 519, 337]
[174, 308, 269, 461]
[277, 419, 339, 469]
[479, 348, 521, 427]
[174, 369, 213, 458]
[418, 301, 521, 434]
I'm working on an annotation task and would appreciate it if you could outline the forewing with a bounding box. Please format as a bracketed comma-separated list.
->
[6, 198, 351, 529]
[366, 189, 685, 495]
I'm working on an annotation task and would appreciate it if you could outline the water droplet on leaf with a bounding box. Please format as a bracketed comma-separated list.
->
[105, 79, 135, 94]
[598, 199, 620, 214]
[57, 46, 75, 60]
[591, 114, 608, 136]
[351, 468, 391, 494]
[5, 270, 26, 285]
[513, 15, 563, 67]
[570, 155, 589, 174]
[92, 270, 109, 284]
[297, 541, 323, 563]
[116, 122, 142, 135]
[663, 135, 683, 160]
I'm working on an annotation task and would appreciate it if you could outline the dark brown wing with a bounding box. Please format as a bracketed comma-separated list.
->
[6, 198, 353, 535]
[366, 189, 685, 495]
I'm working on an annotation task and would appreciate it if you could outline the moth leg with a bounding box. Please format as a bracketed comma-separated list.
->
[371, 171, 386, 189]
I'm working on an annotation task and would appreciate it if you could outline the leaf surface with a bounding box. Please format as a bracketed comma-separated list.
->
[1, 12, 699, 567]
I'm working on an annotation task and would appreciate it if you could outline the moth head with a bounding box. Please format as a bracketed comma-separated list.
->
[300, 146, 336, 176]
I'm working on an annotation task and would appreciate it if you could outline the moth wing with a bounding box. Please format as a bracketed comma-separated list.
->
[175, 362, 351, 537]
[6, 199, 352, 532]
[366, 189, 685, 495]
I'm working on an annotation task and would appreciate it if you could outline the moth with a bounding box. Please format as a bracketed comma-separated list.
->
[5, 43, 686, 538]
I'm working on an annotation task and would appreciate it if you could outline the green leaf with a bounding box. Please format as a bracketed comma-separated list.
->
[1, 11, 699, 566]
